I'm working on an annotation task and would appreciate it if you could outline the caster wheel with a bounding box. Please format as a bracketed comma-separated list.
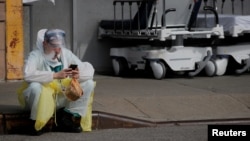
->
[112, 58, 128, 76]
[205, 60, 217, 77]
[150, 61, 166, 80]
[215, 57, 228, 76]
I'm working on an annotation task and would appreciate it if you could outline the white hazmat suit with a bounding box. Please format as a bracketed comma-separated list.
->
[20, 29, 95, 128]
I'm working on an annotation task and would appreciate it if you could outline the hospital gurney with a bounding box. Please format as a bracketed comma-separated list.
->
[98, 0, 224, 79]
[195, 0, 250, 76]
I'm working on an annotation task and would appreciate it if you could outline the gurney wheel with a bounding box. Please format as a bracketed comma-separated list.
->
[214, 57, 228, 76]
[150, 61, 166, 80]
[112, 58, 128, 76]
[205, 60, 217, 77]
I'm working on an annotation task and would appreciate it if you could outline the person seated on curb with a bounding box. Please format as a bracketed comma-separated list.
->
[17, 28, 95, 135]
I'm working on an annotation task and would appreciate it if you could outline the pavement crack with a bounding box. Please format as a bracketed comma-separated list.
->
[171, 81, 219, 94]
[93, 101, 105, 107]
[124, 98, 151, 118]
[227, 94, 250, 109]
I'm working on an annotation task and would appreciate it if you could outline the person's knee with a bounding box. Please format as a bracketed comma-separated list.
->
[29, 82, 42, 92]
[23, 82, 42, 109]
[25, 82, 42, 97]
[80, 80, 95, 93]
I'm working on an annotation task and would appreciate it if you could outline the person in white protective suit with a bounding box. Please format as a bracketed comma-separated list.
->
[19, 29, 95, 135]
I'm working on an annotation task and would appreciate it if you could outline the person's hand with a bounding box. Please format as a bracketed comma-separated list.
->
[72, 68, 79, 79]
[53, 68, 73, 79]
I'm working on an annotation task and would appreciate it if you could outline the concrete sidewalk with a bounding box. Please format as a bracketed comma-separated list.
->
[0, 74, 250, 129]
[92, 74, 250, 122]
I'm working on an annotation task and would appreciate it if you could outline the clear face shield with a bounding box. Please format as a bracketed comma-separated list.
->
[43, 29, 66, 65]
[44, 29, 66, 48]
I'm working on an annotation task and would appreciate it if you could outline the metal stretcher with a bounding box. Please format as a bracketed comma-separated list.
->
[98, 0, 224, 79]
[195, 0, 250, 76]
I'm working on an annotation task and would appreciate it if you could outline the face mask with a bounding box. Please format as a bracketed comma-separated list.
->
[44, 51, 60, 63]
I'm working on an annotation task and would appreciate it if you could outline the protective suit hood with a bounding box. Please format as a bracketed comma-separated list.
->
[36, 29, 47, 52]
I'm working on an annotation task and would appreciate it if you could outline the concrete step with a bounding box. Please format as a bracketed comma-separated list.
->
[0, 105, 155, 135]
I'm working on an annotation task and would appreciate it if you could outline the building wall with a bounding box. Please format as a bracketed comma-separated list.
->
[72, 0, 116, 72]
[26, 0, 73, 54]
